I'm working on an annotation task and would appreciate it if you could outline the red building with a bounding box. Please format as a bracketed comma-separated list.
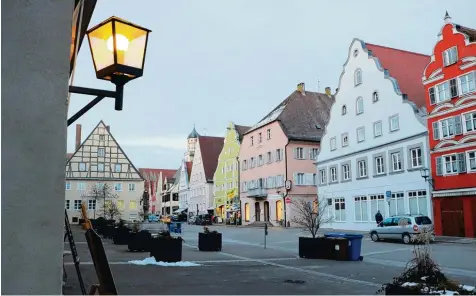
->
[138, 168, 176, 214]
[422, 13, 476, 237]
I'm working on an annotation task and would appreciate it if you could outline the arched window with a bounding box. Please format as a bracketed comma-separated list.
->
[342, 105, 347, 115]
[356, 97, 364, 114]
[354, 69, 363, 86]
[373, 91, 379, 102]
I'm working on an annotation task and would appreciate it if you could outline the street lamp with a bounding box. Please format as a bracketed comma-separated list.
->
[420, 167, 434, 189]
[68, 16, 151, 126]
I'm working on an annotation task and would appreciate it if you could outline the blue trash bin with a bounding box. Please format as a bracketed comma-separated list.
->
[168, 222, 182, 234]
[324, 233, 364, 261]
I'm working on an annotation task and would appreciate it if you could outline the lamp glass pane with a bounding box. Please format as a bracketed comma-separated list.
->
[88, 21, 114, 71]
[114, 21, 148, 69]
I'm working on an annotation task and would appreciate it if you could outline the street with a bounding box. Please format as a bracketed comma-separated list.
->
[63, 224, 476, 295]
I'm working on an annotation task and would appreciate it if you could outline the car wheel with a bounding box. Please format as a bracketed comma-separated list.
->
[370, 232, 380, 242]
[402, 233, 412, 244]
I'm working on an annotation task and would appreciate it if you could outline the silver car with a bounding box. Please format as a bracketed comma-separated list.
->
[369, 214, 435, 244]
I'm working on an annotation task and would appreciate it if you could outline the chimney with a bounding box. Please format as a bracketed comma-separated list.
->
[75, 124, 82, 151]
[106, 125, 110, 132]
[297, 82, 305, 94]
[325, 87, 332, 96]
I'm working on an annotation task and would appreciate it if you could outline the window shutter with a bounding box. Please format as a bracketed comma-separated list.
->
[293, 173, 298, 184]
[432, 122, 440, 140]
[305, 173, 313, 185]
[293, 148, 297, 159]
[429, 87, 436, 105]
[308, 149, 312, 160]
[454, 116, 463, 135]
[457, 153, 467, 173]
[263, 177, 268, 188]
[450, 79, 458, 98]
[269, 152, 274, 163]
[436, 157, 443, 176]
[303, 148, 308, 160]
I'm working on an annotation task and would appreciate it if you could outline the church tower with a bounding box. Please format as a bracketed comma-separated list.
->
[184, 125, 200, 162]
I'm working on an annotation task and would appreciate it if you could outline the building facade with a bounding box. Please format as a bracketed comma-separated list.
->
[184, 125, 200, 162]
[65, 122, 144, 223]
[240, 83, 333, 226]
[189, 136, 224, 215]
[317, 39, 432, 231]
[423, 14, 476, 237]
[178, 159, 193, 210]
[213, 122, 250, 220]
[139, 168, 176, 214]
[161, 169, 181, 214]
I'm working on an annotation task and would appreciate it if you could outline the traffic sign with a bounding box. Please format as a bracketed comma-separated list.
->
[385, 191, 392, 203]
[285, 197, 291, 204]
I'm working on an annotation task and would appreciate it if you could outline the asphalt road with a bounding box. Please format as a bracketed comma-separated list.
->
[63, 224, 476, 295]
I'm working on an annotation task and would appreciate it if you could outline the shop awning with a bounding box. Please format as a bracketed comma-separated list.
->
[173, 208, 188, 214]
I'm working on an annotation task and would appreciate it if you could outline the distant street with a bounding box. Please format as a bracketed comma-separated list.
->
[63, 224, 476, 295]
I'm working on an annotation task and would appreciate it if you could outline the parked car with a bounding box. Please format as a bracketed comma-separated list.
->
[188, 216, 197, 225]
[369, 214, 435, 244]
[172, 213, 188, 222]
[195, 214, 212, 226]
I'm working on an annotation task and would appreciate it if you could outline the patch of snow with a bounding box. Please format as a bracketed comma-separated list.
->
[128, 257, 201, 267]
[402, 282, 418, 287]
[421, 276, 428, 281]
[461, 285, 475, 292]
[434, 290, 459, 295]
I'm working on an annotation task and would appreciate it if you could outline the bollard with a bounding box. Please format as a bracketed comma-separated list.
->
[264, 223, 268, 249]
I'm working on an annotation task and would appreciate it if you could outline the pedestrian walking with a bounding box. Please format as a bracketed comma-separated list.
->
[375, 210, 383, 227]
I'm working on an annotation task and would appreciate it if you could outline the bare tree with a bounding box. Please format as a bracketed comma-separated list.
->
[290, 196, 333, 238]
[82, 182, 118, 218]
[102, 201, 123, 220]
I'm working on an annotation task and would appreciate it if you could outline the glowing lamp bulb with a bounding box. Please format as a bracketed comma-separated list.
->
[106, 34, 129, 52]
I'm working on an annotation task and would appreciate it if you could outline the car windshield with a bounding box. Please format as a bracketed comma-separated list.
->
[415, 216, 432, 225]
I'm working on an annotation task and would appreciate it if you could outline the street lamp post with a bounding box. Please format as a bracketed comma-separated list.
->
[420, 167, 435, 190]
[68, 16, 152, 126]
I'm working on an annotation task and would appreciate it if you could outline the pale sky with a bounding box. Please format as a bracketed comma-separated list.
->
[67, 0, 476, 170]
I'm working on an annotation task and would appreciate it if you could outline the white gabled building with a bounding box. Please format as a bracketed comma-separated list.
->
[317, 39, 433, 231]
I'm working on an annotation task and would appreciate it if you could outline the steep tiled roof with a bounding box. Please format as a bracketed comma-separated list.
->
[198, 136, 224, 181]
[185, 161, 193, 178]
[247, 90, 334, 142]
[365, 43, 430, 109]
[235, 124, 251, 141]
[138, 168, 176, 182]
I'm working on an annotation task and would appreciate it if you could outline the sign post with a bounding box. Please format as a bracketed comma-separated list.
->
[385, 191, 392, 207]
[264, 223, 268, 249]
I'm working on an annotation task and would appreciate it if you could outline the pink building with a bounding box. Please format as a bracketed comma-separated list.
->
[239, 83, 334, 226]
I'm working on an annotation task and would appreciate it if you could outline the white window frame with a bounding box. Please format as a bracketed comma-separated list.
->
[98, 163, 105, 172]
[267, 129, 271, 140]
[88, 199, 96, 210]
[443, 46, 458, 67]
[358, 160, 367, 177]
[390, 192, 405, 216]
[390, 115, 399, 132]
[357, 127, 365, 142]
[267, 151, 272, 163]
[443, 153, 458, 175]
[98, 147, 105, 157]
[459, 71, 476, 95]
[128, 183, 136, 191]
[408, 190, 428, 216]
[410, 147, 423, 168]
[373, 121, 382, 137]
[319, 169, 327, 184]
[296, 147, 304, 159]
[310, 148, 320, 160]
[375, 156, 385, 175]
[341, 133, 348, 147]
[354, 196, 369, 222]
[466, 150, 476, 173]
[369, 195, 385, 221]
[440, 117, 455, 139]
[258, 154, 264, 166]
[73, 200, 82, 210]
[334, 198, 346, 222]
[114, 183, 122, 191]
[356, 97, 364, 114]
[65, 200, 70, 210]
[342, 164, 350, 180]
[114, 163, 121, 172]
[79, 162, 86, 171]
[276, 149, 283, 161]
[354, 69, 362, 86]
[436, 81, 451, 102]
[330, 137, 336, 151]
[99, 134, 105, 141]
[391, 152, 402, 172]
[296, 173, 305, 185]
[463, 111, 476, 133]
[65, 182, 71, 190]
[330, 167, 337, 182]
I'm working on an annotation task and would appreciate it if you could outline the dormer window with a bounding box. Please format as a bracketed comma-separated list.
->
[372, 91, 379, 103]
[354, 69, 362, 86]
[342, 105, 347, 115]
[443, 46, 458, 67]
[356, 97, 364, 114]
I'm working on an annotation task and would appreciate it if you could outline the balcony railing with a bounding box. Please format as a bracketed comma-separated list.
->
[247, 188, 268, 198]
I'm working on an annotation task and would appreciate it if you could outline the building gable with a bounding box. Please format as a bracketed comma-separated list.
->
[66, 121, 143, 180]
[189, 140, 206, 187]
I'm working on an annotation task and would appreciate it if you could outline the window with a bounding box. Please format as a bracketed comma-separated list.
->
[276, 149, 283, 161]
[443, 46, 458, 67]
[242, 160, 248, 170]
[342, 164, 350, 180]
[358, 160, 367, 177]
[65, 200, 70, 210]
[128, 183, 136, 191]
[65, 182, 71, 190]
[98, 163, 105, 172]
[342, 133, 349, 147]
[353, 49, 359, 57]
[295, 147, 304, 159]
[99, 135, 105, 141]
[77, 182, 86, 191]
[354, 196, 368, 222]
[437, 81, 451, 102]
[267, 129, 271, 140]
[258, 154, 264, 166]
[319, 169, 327, 184]
[389, 192, 405, 216]
[250, 157, 255, 168]
[342, 105, 347, 115]
[334, 198, 346, 222]
[375, 156, 385, 175]
[440, 117, 455, 138]
[79, 163, 86, 171]
[460, 71, 476, 94]
[98, 148, 105, 157]
[73, 200, 81, 210]
[330, 167, 337, 182]
[408, 190, 428, 216]
[250, 136, 254, 146]
[356, 97, 364, 114]
[310, 148, 320, 160]
[449, 78, 458, 98]
[313, 174, 317, 185]
[410, 147, 422, 168]
[114, 183, 122, 191]
[330, 137, 336, 151]
[390, 115, 399, 132]
[464, 111, 476, 132]
[373, 121, 382, 137]
[372, 91, 379, 102]
[429, 87, 436, 105]
[391, 152, 402, 172]
[267, 151, 272, 163]
[88, 200, 96, 210]
[369, 195, 385, 221]
[357, 127, 365, 142]
[258, 132, 262, 143]
[296, 173, 305, 185]
[114, 163, 121, 172]
[96, 183, 104, 190]
[444, 154, 458, 174]
[468, 151, 476, 172]
[354, 69, 362, 86]
[129, 201, 137, 210]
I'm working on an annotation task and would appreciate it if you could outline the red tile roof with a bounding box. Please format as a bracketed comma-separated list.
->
[138, 168, 176, 182]
[185, 161, 193, 178]
[365, 43, 430, 109]
[198, 136, 224, 182]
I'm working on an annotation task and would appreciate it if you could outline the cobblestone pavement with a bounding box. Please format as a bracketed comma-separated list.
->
[63, 224, 476, 295]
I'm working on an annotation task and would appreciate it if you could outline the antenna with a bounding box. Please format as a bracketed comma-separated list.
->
[317, 72, 321, 92]
[203, 128, 207, 136]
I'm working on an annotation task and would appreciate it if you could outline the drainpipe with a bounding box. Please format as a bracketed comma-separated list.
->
[236, 156, 241, 226]
[283, 138, 290, 228]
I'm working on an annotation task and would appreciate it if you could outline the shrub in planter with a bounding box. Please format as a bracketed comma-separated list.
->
[128, 230, 152, 252]
[150, 230, 183, 263]
[198, 227, 222, 252]
[113, 226, 131, 245]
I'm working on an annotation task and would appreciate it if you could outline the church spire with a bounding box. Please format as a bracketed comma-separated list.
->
[187, 124, 200, 139]
[444, 11, 452, 24]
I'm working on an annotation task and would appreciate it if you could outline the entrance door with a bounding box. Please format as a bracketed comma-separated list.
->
[440, 198, 465, 237]
[276, 200, 283, 221]
[255, 202, 260, 222]
[264, 201, 270, 222]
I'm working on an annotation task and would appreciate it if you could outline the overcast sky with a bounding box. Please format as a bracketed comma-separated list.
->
[67, 0, 476, 170]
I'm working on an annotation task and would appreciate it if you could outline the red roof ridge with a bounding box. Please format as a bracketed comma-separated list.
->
[365, 43, 430, 58]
